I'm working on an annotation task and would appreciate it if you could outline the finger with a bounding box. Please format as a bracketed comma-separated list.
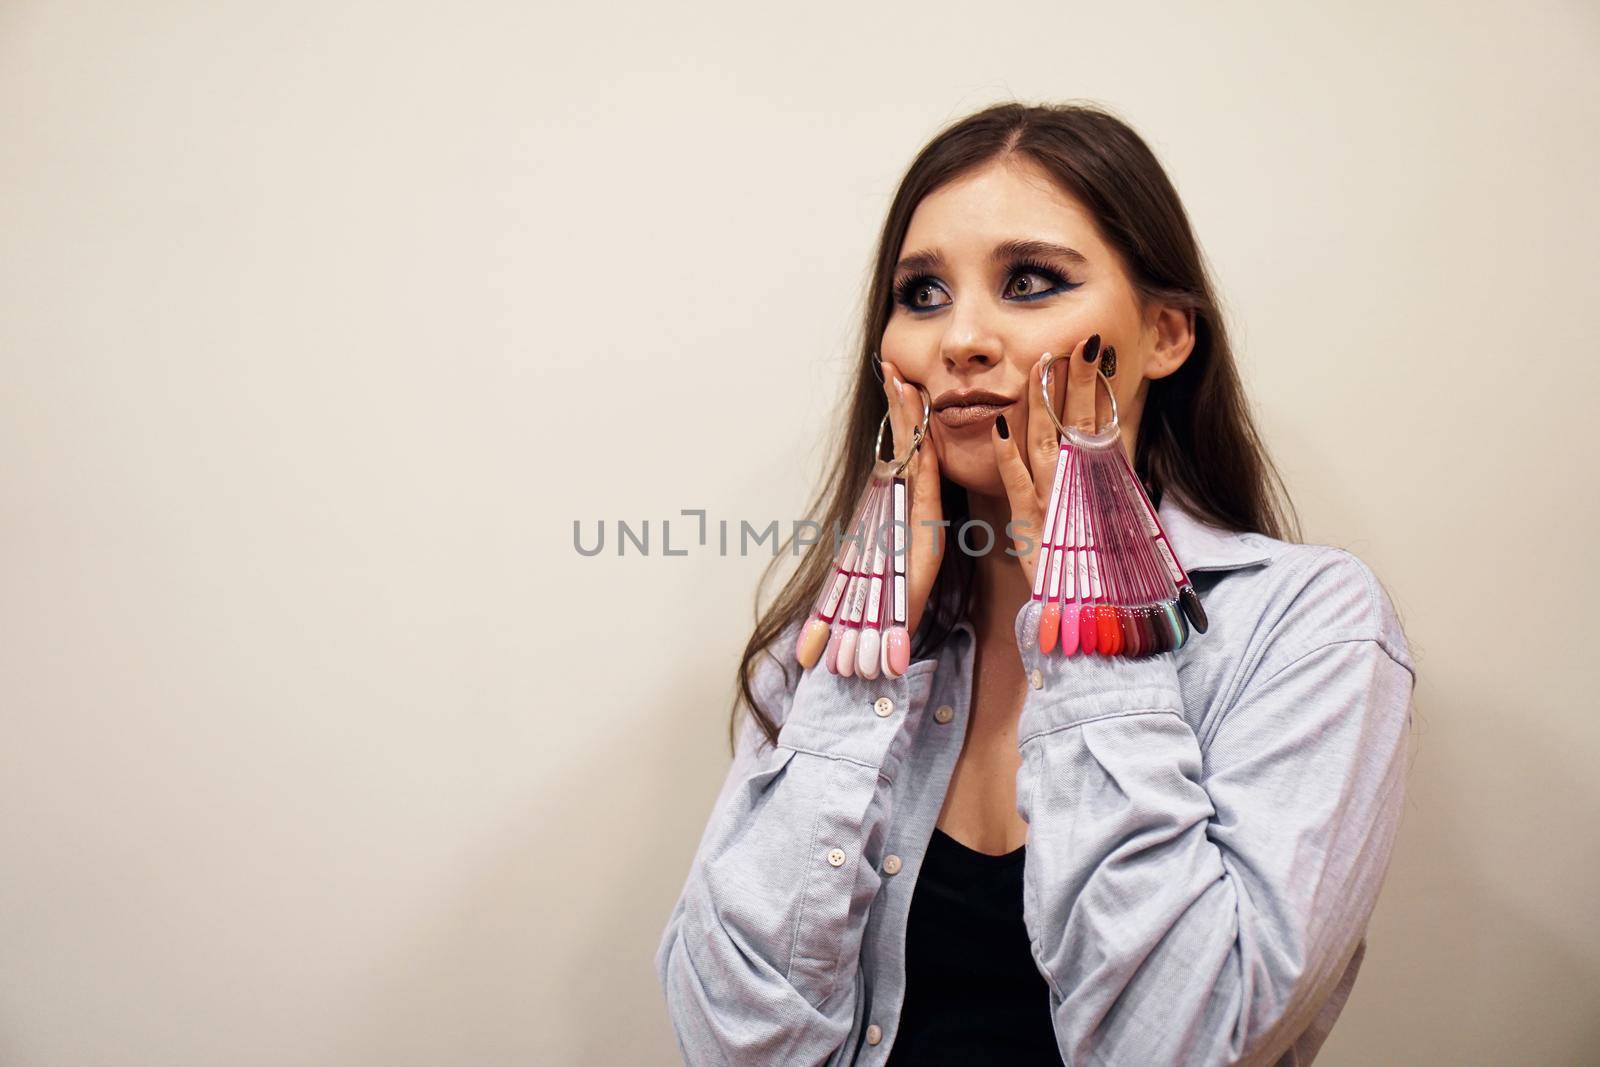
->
[882, 361, 937, 539]
[1066, 332, 1103, 434]
[879, 359, 911, 463]
[1098, 346, 1116, 433]
[992, 407, 1045, 588]
[1024, 354, 1051, 480]
[908, 416, 941, 570]
[1055, 346, 1073, 432]
[882, 361, 926, 494]
[1029, 341, 1079, 513]
[882, 361, 942, 636]
[899, 380, 938, 517]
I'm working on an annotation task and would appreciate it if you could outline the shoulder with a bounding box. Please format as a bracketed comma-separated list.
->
[1207, 535, 1414, 683]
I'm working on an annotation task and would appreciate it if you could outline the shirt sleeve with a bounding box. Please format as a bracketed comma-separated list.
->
[654, 629, 940, 1067]
[1011, 551, 1416, 1066]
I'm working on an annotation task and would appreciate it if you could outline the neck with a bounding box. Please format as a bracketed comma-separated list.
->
[963, 490, 1033, 640]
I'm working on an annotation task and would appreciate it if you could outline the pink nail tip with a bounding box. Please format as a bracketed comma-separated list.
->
[886, 627, 910, 676]
[837, 630, 858, 678]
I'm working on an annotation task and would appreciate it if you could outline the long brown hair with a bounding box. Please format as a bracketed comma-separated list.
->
[731, 100, 1301, 755]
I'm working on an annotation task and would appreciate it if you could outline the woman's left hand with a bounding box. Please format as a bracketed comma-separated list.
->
[992, 333, 1116, 591]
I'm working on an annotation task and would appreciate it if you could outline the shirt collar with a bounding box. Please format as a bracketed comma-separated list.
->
[1156, 492, 1275, 574]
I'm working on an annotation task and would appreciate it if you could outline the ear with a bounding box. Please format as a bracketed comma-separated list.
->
[1144, 303, 1196, 381]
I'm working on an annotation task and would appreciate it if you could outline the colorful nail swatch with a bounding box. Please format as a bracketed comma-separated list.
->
[1030, 420, 1207, 658]
[795, 463, 912, 678]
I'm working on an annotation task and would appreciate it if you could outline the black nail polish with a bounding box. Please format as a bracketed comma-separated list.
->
[1084, 334, 1101, 363]
[1100, 345, 1116, 378]
[996, 413, 1009, 439]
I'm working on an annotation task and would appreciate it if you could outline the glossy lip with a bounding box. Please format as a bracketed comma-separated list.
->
[933, 387, 1017, 411]
[936, 404, 1008, 428]
[932, 387, 1018, 430]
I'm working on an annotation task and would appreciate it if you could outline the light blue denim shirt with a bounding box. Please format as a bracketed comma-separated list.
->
[655, 493, 1416, 1066]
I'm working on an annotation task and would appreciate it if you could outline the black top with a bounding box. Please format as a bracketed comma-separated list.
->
[882, 828, 1064, 1065]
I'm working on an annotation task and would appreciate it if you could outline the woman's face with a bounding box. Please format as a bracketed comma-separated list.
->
[880, 156, 1181, 500]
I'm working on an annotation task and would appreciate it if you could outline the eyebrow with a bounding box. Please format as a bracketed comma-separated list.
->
[893, 238, 1088, 277]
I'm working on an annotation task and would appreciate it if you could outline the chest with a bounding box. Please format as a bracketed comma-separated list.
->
[934, 631, 1030, 855]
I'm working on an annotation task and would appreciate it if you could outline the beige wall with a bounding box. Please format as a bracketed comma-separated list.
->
[2, 2, 1595, 1063]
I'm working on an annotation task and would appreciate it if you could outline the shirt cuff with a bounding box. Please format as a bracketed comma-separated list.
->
[777, 651, 939, 769]
[1013, 600, 1184, 743]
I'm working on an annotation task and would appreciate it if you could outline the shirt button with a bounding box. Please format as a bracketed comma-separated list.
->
[933, 704, 954, 724]
[874, 696, 894, 717]
[1030, 668, 1044, 689]
[866, 1023, 883, 1045]
[826, 847, 846, 867]
[882, 854, 902, 875]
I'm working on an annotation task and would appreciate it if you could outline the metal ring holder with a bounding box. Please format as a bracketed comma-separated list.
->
[1039, 351, 1119, 444]
[874, 381, 933, 476]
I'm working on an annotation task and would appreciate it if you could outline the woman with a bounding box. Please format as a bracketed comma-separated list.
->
[654, 101, 1416, 1066]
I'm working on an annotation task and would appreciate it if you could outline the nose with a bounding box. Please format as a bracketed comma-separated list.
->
[939, 307, 1003, 374]
[934, 326, 998, 375]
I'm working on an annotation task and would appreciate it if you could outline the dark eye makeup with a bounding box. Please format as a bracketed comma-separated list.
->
[892, 255, 1083, 312]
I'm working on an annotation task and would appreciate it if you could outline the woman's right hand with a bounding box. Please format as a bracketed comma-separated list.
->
[880, 360, 944, 643]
